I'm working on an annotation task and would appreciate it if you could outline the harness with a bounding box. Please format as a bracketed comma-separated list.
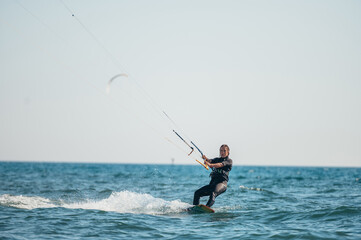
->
[210, 167, 229, 181]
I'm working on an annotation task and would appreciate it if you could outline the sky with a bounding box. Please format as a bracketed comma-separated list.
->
[0, 0, 360, 167]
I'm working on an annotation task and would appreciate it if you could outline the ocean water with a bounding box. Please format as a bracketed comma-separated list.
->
[0, 162, 360, 239]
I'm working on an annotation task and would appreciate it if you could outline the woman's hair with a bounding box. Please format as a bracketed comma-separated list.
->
[220, 144, 230, 152]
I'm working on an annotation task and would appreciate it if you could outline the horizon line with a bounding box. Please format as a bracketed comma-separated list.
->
[0, 159, 360, 169]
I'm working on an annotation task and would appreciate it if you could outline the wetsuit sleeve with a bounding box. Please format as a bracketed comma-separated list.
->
[222, 158, 233, 167]
[208, 158, 215, 164]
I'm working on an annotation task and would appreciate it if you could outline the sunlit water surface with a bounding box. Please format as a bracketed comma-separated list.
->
[1, 162, 360, 239]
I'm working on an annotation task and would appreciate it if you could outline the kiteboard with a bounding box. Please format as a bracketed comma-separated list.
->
[186, 204, 215, 213]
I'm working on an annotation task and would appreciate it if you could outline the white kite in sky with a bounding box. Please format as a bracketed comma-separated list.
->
[106, 73, 128, 94]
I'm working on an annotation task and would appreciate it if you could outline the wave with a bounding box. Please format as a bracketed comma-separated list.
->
[239, 185, 264, 191]
[0, 194, 57, 209]
[0, 191, 191, 215]
[239, 185, 277, 195]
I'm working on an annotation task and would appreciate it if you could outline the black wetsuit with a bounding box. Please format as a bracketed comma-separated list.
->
[193, 156, 233, 207]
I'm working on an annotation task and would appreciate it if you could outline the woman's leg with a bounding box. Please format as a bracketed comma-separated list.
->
[206, 182, 227, 207]
[193, 184, 213, 205]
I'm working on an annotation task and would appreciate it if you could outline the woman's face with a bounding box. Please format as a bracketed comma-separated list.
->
[220, 146, 229, 158]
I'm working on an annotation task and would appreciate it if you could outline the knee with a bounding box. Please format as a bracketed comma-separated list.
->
[194, 189, 201, 196]
[215, 184, 227, 195]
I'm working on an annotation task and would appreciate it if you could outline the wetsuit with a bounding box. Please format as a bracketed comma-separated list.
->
[193, 156, 233, 207]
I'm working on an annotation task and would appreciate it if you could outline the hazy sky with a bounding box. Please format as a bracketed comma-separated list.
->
[1, 0, 360, 167]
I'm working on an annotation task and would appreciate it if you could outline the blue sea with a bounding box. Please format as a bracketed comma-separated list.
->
[0, 162, 360, 239]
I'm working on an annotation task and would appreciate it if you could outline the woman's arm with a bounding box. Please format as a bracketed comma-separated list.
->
[202, 155, 224, 168]
[206, 162, 224, 168]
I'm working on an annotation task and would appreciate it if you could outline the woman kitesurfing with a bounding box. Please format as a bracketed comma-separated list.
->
[193, 145, 233, 208]
[171, 131, 232, 211]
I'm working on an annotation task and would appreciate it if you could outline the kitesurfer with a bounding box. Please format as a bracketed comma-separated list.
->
[193, 144, 233, 207]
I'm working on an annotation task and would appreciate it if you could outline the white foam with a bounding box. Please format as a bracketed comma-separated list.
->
[0, 191, 191, 215]
[0, 194, 57, 210]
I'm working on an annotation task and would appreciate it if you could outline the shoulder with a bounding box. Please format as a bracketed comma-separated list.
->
[223, 157, 233, 167]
